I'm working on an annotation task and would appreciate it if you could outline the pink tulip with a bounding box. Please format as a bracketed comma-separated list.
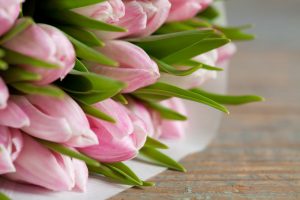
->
[73, 159, 88, 192]
[127, 99, 156, 137]
[0, 126, 23, 174]
[11, 94, 98, 147]
[158, 98, 187, 139]
[167, 0, 213, 22]
[3, 21, 75, 85]
[0, 0, 23, 36]
[216, 43, 237, 65]
[5, 134, 88, 191]
[75, 0, 171, 39]
[0, 77, 9, 109]
[88, 40, 160, 93]
[73, 0, 125, 23]
[0, 99, 30, 128]
[159, 50, 218, 89]
[79, 99, 147, 162]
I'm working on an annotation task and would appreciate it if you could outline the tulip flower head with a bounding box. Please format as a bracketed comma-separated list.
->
[11, 94, 98, 147]
[79, 99, 147, 162]
[3, 22, 76, 85]
[88, 40, 160, 93]
[167, 0, 213, 22]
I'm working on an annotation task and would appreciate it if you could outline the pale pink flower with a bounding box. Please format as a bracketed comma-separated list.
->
[3, 22, 75, 85]
[88, 40, 159, 93]
[167, 0, 213, 22]
[79, 99, 147, 162]
[11, 94, 98, 147]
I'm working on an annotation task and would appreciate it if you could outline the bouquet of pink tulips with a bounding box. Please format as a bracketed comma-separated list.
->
[0, 0, 263, 198]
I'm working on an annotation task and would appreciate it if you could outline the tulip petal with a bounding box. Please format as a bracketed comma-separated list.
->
[0, 77, 9, 109]
[11, 95, 73, 143]
[72, 159, 88, 192]
[88, 99, 133, 139]
[0, 100, 30, 128]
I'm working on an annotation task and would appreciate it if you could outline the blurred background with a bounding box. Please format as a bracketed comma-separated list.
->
[113, 1, 300, 199]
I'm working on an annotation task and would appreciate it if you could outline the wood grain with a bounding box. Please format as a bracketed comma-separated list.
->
[110, 1, 300, 199]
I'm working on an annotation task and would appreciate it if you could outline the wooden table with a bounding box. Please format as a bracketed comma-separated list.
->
[111, 1, 300, 199]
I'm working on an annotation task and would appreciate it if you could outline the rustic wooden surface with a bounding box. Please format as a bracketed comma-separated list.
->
[111, 1, 300, 199]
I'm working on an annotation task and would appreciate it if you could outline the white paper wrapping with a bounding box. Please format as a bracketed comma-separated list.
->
[0, 2, 228, 200]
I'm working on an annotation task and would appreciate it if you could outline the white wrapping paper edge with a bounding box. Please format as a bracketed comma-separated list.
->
[0, 2, 228, 199]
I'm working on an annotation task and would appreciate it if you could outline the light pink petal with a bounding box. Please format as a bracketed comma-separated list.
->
[26, 94, 98, 147]
[5, 135, 75, 191]
[11, 95, 73, 143]
[217, 43, 237, 64]
[0, 99, 30, 128]
[167, 0, 202, 22]
[0, 3, 20, 36]
[0, 77, 9, 109]
[0, 127, 23, 174]
[159, 98, 187, 139]
[72, 159, 88, 192]
[88, 98, 133, 139]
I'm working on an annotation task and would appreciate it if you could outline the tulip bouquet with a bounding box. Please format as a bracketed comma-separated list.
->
[0, 0, 263, 199]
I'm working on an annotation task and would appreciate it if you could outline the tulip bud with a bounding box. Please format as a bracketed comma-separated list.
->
[167, 0, 213, 22]
[0, 126, 23, 174]
[127, 99, 156, 137]
[79, 99, 147, 162]
[0, 0, 23, 36]
[158, 98, 187, 139]
[11, 94, 98, 148]
[0, 77, 9, 109]
[87, 40, 160, 93]
[3, 22, 75, 85]
[5, 134, 77, 191]
[159, 50, 218, 89]
[75, 0, 171, 39]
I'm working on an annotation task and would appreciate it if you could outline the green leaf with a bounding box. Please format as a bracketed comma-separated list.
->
[0, 193, 10, 200]
[0, 60, 8, 70]
[144, 136, 169, 149]
[66, 34, 118, 67]
[37, 139, 100, 167]
[0, 17, 34, 44]
[59, 26, 104, 47]
[74, 59, 89, 72]
[197, 5, 220, 20]
[129, 30, 215, 59]
[191, 88, 265, 105]
[45, 0, 106, 10]
[3, 49, 61, 69]
[178, 59, 223, 71]
[88, 165, 143, 186]
[139, 147, 186, 172]
[215, 25, 255, 41]
[0, 49, 5, 57]
[145, 100, 187, 121]
[154, 58, 203, 76]
[112, 93, 128, 104]
[50, 10, 126, 32]
[162, 38, 230, 64]
[104, 162, 143, 186]
[133, 82, 229, 114]
[0, 67, 41, 83]
[58, 70, 125, 104]
[11, 83, 65, 98]
[79, 101, 116, 123]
